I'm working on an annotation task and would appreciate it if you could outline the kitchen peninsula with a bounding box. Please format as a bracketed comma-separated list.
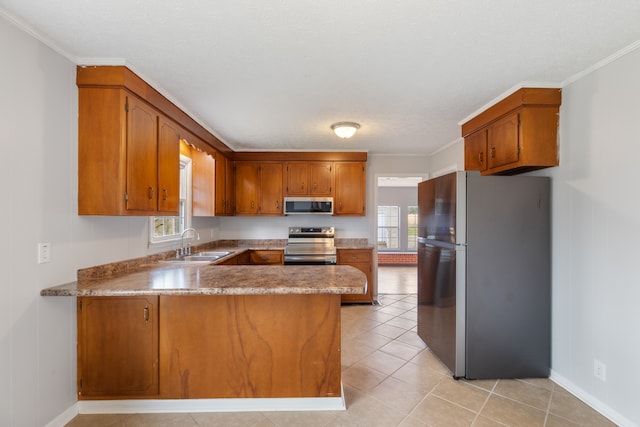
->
[41, 253, 367, 410]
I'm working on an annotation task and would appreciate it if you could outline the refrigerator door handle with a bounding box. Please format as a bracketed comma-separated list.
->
[418, 237, 463, 251]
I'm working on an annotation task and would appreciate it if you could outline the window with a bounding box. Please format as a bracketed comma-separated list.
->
[149, 155, 192, 245]
[407, 205, 418, 249]
[377, 206, 399, 250]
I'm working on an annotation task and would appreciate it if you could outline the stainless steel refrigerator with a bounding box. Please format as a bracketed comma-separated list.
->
[417, 171, 550, 379]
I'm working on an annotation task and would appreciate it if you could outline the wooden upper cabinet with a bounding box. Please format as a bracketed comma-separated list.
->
[125, 96, 158, 212]
[191, 147, 215, 217]
[487, 113, 520, 170]
[235, 162, 283, 215]
[462, 88, 561, 176]
[285, 162, 333, 196]
[259, 163, 283, 214]
[214, 154, 235, 216]
[157, 116, 181, 213]
[77, 296, 159, 399]
[464, 129, 488, 172]
[334, 162, 366, 216]
[78, 88, 180, 215]
[235, 162, 260, 215]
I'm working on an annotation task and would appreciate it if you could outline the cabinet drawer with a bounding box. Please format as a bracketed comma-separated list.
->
[337, 249, 371, 263]
[250, 250, 284, 265]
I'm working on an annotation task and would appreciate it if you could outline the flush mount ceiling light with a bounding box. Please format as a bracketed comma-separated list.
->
[331, 122, 360, 139]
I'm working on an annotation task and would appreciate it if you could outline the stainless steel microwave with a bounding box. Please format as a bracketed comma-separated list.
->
[283, 197, 333, 215]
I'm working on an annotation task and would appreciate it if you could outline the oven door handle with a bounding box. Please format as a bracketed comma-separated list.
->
[284, 255, 337, 264]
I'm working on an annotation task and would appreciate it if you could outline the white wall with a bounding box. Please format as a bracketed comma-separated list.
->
[433, 46, 640, 425]
[543, 46, 640, 426]
[0, 15, 220, 426]
[428, 138, 464, 176]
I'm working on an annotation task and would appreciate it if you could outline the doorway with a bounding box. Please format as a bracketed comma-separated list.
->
[375, 175, 424, 294]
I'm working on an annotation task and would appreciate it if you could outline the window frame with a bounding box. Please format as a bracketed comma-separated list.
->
[377, 205, 400, 251]
[148, 154, 192, 247]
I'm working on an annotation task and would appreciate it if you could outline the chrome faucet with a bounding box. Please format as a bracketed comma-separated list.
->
[180, 228, 200, 256]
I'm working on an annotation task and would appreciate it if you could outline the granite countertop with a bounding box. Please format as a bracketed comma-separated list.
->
[40, 239, 372, 297]
[41, 264, 367, 297]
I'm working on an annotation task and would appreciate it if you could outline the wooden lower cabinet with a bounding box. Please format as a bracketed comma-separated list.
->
[77, 292, 341, 399]
[249, 250, 284, 265]
[160, 294, 341, 398]
[218, 250, 280, 265]
[338, 248, 374, 303]
[77, 296, 159, 399]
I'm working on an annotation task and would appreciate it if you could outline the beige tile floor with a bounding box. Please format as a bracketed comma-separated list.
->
[66, 268, 615, 427]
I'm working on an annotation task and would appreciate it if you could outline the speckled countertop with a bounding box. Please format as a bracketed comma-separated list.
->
[41, 239, 371, 297]
[41, 264, 367, 297]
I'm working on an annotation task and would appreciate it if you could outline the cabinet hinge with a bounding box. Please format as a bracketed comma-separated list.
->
[124, 101, 129, 113]
[124, 193, 129, 201]
[78, 300, 82, 311]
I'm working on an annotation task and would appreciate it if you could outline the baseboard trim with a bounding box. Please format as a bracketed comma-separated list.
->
[550, 370, 637, 427]
[43, 403, 79, 427]
[78, 394, 346, 414]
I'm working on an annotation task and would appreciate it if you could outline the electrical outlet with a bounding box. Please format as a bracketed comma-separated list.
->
[38, 242, 51, 264]
[594, 359, 606, 382]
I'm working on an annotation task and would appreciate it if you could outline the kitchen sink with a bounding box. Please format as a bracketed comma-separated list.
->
[192, 251, 233, 258]
[161, 251, 234, 264]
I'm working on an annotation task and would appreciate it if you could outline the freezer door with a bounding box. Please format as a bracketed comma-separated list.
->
[417, 173, 458, 243]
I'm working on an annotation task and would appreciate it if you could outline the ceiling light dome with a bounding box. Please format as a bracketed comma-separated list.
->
[331, 122, 360, 139]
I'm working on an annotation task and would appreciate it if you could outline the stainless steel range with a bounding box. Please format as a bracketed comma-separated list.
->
[284, 226, 337, 265]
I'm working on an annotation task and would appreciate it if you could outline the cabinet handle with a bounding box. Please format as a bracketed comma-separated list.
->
[162, 188, 168, 201]
[251, 201, 255, 209]
[478, 151, 484, 164]
[143, 306, 149, 322]
[148, 186, 154, 200]
[276, 200, 279, 208]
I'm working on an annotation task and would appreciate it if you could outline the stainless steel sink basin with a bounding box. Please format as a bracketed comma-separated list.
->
[160, 250, 234, 264]
[192, 251, 233, 258]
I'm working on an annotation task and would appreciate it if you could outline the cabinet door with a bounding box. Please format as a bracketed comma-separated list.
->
[126, 96, 158, 212]
[250, 250, 284, 265]
[488, 113, 520, 170]
[309, 162, 333, 196]
[259, 163, 283, 215]
[157, 116, 180, 214]
[225, 158, 235, 214]
[192, 148, 215, 216]
[235, 162, 259, 214]
[334, 162, 366, 215]
[338, 249, 373, 303]
[77, 296, 159, 398]
[78, 88, 128, 215]
[285, 163, 308, 196]
[464, 129, 488, 172]
[215, 154, 226, 215]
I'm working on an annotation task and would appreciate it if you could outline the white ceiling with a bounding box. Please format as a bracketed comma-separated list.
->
[2, 1, 640, 155]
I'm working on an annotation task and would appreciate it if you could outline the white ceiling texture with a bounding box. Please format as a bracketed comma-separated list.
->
[2, 1, 640, 155]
